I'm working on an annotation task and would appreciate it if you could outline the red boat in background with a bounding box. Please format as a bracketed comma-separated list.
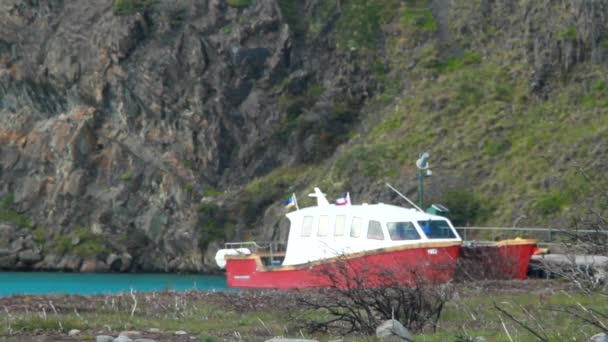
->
[456, 238, 538, 281]
[215, 188, 463, 289]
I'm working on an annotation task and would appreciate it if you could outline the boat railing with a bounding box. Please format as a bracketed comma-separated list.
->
[456, 226, 608, 249]
[224, 241, 287, 256]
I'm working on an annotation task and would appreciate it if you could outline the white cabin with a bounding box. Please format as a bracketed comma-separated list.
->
[282, 202, 461, 265]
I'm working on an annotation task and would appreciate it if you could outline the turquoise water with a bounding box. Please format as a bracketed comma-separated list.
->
[0, 272, 227, 297]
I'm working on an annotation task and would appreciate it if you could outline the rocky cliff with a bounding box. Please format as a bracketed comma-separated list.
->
[0, 0, 377, 272]
[1, 0, 608, 272]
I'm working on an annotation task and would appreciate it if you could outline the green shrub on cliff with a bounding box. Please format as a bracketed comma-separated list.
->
[196, 203, 231, 250]
[112, 0, 158, 15]
[0, 193, 32, 229]
[53, 228, 110, 257]
[226, 0, 251, 9]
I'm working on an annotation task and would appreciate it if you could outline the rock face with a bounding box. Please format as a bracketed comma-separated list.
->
[0, 0, 375, 271]
[3, 0, 606, 272]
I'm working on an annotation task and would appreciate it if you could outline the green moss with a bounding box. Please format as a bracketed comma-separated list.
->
[196, 203, 232, 249]
[534, 191, 570, 217]
[0, 193, 32, 229]
[204, 187, 223, 197]
[334, 144, 400, 178]
[32, 227, 47, 244]
[112, 0, 158, 15]
[239, 167, 305, 221]
[308, 1, 338, 37]
[435, 50, 482, 73]
[336, 0, 401, 51]
[53, 228, 110, 257]
[580, 79, 608, 108]
[400, 4, 437, 33]
[226, 0, 251, 9]
[222, 24, 233, 34]
[53, 234, 72, 255]
[440, 190, 493, 226]
[278, 0, 307, 36]
[558, 26, 577, 41]
[119, 171, 134, 181]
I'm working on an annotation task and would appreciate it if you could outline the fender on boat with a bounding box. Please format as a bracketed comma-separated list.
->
[215, 248, 251, 269]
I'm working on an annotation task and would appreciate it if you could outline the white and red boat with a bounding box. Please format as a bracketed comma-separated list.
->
[215, 188, 463, 289]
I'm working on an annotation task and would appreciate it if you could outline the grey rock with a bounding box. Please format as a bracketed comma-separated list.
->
[58, 255, 83, 271]
[265, 339, 319, 342]
[119, 331, 142, 339]
[174, 330, 187, 335]
[81, 259, 110, 272]
[590, 332, 608, 342]
[17, 249, 42, 264]
[376, 319, 415, 341]
[134, 340, 156, 342]
[107, 253, 133, 272]
[68, 329, 80, 336]
[10, 237, 25, 252]
[0, 254, 17, 269]
[146, 328, 161, 333]
[95, 336, 115, 342]
[0, 224, 16, 249]
[33, 254, 62, 271]
[114, 336, 133, 342]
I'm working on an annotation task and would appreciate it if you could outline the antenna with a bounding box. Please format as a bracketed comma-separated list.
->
[416, 152, 430, 170]
[308, 187, 330, 206]
[385, 183, 424, 212]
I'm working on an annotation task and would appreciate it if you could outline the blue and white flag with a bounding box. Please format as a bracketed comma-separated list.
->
[283, 193, 298, 209]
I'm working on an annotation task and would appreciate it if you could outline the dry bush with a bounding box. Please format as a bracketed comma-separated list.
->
[293, 256, 455, 335]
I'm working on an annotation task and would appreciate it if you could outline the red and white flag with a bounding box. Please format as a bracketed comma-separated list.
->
[335, 192, 350, 206]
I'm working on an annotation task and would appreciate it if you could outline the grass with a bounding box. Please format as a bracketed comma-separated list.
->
[424, 286, 607, 341]
[1, 281, 605, 341]
[336, 0, 401, 51]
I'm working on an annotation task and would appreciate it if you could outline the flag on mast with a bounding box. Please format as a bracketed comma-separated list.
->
[335, 192, 350, 206]
[283, 193, 299, 210]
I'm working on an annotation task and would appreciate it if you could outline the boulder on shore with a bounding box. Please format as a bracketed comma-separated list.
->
[376, 319, 415, 342]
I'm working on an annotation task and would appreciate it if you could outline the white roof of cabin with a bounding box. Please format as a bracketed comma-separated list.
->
[286, 203, 439, 222]
[282, 202, 461, 266]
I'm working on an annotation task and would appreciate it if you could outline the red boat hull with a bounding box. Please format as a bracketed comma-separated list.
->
[456, 239, 537, 281]
[225, 242, 461, 289]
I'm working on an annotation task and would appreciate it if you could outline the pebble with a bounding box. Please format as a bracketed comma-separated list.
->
[114, 336, 133, 342]
[95, 336, 115, 342]
[120, 331, 142, 339]
[591, 333, 608, 342]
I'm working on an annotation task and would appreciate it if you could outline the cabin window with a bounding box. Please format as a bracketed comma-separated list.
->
[317, 215, 330, 236]
[334, 215, 346, 236]
[350, 217, 362, 238]
[301, 216, 313, 237]
[367, 220, 385, 240]
[417, 220, 456, 239]
[387, 222, 420, 240]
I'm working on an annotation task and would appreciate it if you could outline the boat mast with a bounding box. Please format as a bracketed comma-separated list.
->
[385, 183, 424, 212]
[308, 187, 330, 206]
